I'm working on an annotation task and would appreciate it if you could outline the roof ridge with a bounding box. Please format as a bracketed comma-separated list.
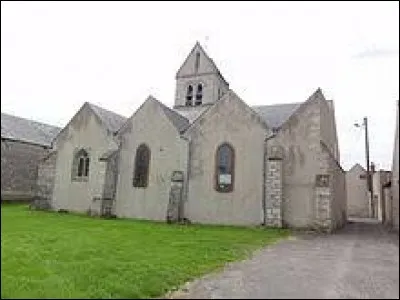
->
[1, 112, 61, 130]
[149, 96, 190, 133]
[86, 102, 127, 120]
[252, 101, 304, 107]
[1, 112, 61, 147]
[86, 102, 128, 133]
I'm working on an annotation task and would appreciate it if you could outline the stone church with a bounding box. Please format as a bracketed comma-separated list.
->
[37, 42, 347, 231]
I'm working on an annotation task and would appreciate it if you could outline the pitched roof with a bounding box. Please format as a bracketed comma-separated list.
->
[1, 112, 61, 147]
[251, 102, 303, 129]
[151, 97, 190, 133]
[348, 163, 366, 173]
[173, 105, 211, 124]
[87, 103, 127, 133]
[176, 42, 228, 86]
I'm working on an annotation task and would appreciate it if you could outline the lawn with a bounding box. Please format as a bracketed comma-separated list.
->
[1, 205, 290, 299]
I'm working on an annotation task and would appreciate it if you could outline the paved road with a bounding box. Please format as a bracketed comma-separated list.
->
[168, 221, 399, 299]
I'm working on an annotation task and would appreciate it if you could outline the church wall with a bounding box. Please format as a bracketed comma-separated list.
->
[271, 97, 324, 228]
[184, 93, 267, 226]
[1, 139, 49, 201]
[321, 142, 347, 230]
[51, 106, 118, 214]
[320, 100, 340, 161]
[115, 99, 188, 221]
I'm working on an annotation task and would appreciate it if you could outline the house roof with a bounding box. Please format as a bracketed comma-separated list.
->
[251, 102, 303, 129]
[347, 163, 366, 173]
[1, 112, 61, 147]
[87, 103, 127, 133]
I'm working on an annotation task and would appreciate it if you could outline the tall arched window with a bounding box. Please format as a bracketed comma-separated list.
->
[195, 84, 203, 106]
[215, 143, 235, 192]
[186, 85, 193, 106]
[72, 148, 90, 181]
[133, 144, 151, 188]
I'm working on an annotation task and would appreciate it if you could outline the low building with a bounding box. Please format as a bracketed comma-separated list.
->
[1, 113, 60, 202]
[371, 168, 392, 222]
[346, 164, 370, 218]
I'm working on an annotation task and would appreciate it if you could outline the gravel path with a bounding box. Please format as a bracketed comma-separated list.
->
[167, 220, 399, 299]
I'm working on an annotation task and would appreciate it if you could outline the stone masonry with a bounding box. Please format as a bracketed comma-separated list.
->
[167, 171, 184, 223]
[314, 142, 334, 232]
[1, 139, 50, 201]
[265, 145, 283, 227]
[32, 151, 57, 209]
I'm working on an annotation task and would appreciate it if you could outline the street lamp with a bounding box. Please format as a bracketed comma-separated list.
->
[354, 117, 374, 217]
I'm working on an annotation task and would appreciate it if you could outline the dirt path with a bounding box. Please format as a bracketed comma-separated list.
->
[167, 220, 399, 299]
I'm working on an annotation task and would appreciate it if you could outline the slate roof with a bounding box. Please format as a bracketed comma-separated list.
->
[157, 102, 190, 133]
[1, 112, 61, 147]
[251, 102, 303, 129]
[87, 103, 128, 133]
[173, 105, 211, 124]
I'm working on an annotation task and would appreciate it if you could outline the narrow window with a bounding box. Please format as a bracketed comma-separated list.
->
[215, 143, 235, 192]
[73, 148, 90, 180]
[84, 157, 90, 177]
[195, 84, 203, 106]
[195, 52, 200, 73]
[186, 85, 193, 106]
[133, 144, 151, 188]
[78, 157, 84, 177]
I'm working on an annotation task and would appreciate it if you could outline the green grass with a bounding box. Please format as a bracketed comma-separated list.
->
[1, 205, 290, 299]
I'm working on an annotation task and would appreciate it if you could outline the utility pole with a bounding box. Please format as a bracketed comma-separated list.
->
[355, 117, 374, 217]
[364, 117, 374, 217]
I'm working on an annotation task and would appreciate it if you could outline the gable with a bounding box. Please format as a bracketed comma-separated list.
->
[183, 90, 271, 138]
[176, 42, 228, 85]
[347, 163, 366, 174]
[53, 102, 126, 148]
[117, 96, 190, 137]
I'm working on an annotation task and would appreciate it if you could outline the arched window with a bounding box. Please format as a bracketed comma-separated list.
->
[195, 84, 203, 106]
[133, 144, 151, 188]
[215, 143, 235, 192]
[72, 148, 90, 181]
[186, 85, 193, 106]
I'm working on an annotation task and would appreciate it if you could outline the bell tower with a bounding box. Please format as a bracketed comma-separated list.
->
[174, 42, 229, 108]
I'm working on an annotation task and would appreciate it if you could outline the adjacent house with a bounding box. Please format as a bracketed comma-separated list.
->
[371, 168, 392, 222]
[1, 113, 60, 202]
[346, 163, 370, 218]
[391, 101, 399, 230]
[37, 42, 347, 232]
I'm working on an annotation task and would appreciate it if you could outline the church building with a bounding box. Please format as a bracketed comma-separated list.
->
[37, 42, 347, 231]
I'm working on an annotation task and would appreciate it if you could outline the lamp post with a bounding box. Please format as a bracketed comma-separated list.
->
[355, 117, 374, 217]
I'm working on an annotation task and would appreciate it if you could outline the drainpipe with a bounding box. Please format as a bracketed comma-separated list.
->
[263, 132, 277, 226]
[180, 134, 191, 221]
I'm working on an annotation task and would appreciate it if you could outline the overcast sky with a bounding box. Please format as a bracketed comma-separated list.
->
[1, 1, 399, 170]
